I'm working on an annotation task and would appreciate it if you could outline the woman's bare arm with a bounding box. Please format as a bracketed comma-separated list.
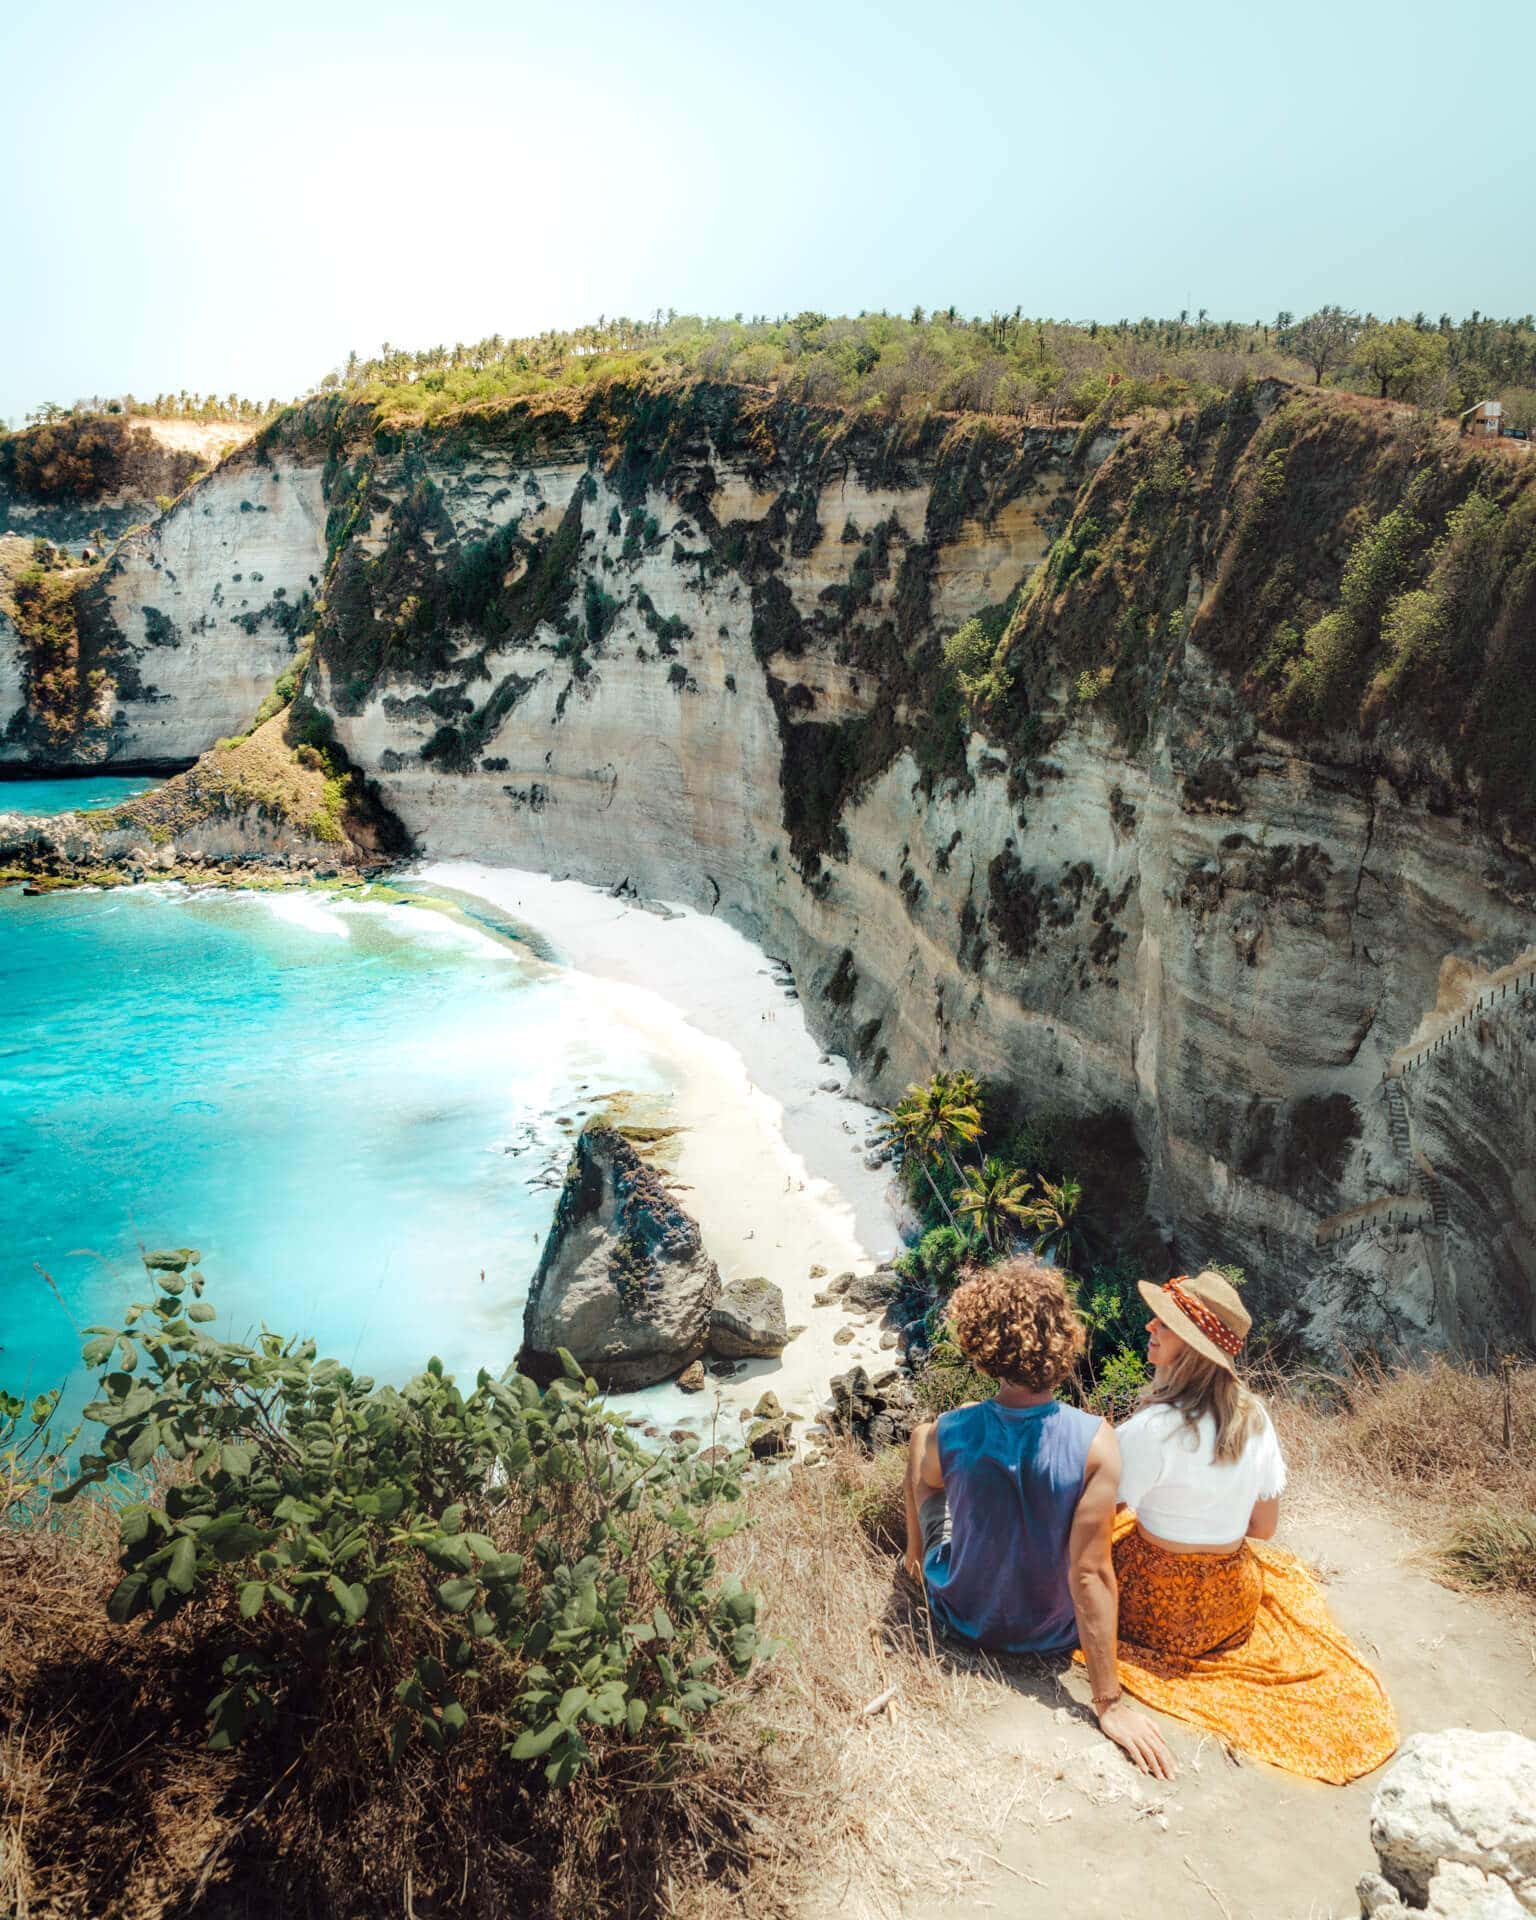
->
[1246, 1495, 1280, 1541]
[1068, 1424, 1176, 1780]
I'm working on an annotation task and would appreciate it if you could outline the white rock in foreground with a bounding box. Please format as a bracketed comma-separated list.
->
[1360, 1729, 1536, 1915]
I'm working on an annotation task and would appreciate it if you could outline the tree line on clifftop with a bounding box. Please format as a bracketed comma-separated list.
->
[11, 305, 1536, 445]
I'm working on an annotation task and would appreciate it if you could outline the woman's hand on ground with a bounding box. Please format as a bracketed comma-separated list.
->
[1096, 1698, 1177, 1779]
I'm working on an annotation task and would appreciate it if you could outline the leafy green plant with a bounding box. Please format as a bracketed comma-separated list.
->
[56, 1252, 765, 1779]
[1070, 1254, 1147, 1352]
[1, 1385, 72, 1525]
[1079, 1346, 1150, 1421]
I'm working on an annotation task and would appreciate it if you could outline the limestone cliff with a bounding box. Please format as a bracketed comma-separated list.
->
[6, 378, 1534, 1350]
[1, 443, 324, 766]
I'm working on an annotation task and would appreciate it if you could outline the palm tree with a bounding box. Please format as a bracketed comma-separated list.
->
[879, 1097, 959, 1230]
[1021, 1175, 1085, 1271]
[877, 1073, 981, 1231]
[922, 1070, 984, 1187]
[954, 1158, 1035, 1254]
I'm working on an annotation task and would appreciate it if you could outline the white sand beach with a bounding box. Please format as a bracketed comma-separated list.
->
[418, 860, 911, 1435]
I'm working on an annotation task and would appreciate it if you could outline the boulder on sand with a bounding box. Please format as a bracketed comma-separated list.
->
[519, 1124, 720, 1391]
[842, 1268, 901, 1313]
[709, 1275, 788, 1358]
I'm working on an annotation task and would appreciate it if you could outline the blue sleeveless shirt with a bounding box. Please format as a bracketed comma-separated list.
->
[924, 1398, 1101, 1654]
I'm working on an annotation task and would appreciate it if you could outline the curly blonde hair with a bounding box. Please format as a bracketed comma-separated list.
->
[947, 1256, 1085, 1391]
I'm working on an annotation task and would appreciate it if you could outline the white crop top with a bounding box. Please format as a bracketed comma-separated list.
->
[1115, 1400, 1287, 1546]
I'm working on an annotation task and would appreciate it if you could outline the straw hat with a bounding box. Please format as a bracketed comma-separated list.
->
[1138, 1269, 1251, 1374]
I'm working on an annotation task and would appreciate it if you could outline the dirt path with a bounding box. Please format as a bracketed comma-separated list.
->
[893, 1501, 1536, 1920]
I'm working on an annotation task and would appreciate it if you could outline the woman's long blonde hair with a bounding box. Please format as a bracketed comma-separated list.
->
[1143, 1344, 1265, 1463]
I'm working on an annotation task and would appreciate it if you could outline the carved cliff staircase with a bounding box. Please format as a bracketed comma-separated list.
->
[1413, 1152, 1450, 1230]
[1391, 958, 1536, 1079]
[1314, 967, 1534, 1257]
[1383, 1076, 1412, 1157]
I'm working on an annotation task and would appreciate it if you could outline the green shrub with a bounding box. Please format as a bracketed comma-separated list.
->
[892, 1225, 968, 1296]
[1275, 495, 1423, 725]
[1070, 1256, 1149, 1369]
[1079, 1345, 1150, 1420]
[1073, 663, 1115, 705]
[914, 1358, 994, 1417]
[911, 1312, 993, 1417]
[56, 1253, 766, 1780]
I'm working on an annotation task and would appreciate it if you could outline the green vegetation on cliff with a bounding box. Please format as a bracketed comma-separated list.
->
[986, 385, 1536, 835]
[103, 701, 409, 860]
[0, 536, 107, 744]
[288, 362, 1536, 874]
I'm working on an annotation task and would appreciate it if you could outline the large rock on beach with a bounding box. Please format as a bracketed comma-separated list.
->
[1359, 1729, 1536, 1915]
[519, 1124, 720, 1391]
[709, 1275, 788, 1357]
[842, 1267, 902, 1313]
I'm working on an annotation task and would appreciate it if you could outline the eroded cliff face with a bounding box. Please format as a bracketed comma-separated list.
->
[1, 454, 325, 766]
[7, 381, 1534, 1349]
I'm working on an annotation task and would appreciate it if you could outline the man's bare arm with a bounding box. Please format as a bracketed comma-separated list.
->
[903, 1420, 943, 1581]
[1069, 1423, 1176, 1780]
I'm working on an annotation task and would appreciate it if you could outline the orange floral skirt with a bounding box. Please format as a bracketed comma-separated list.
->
[1078, 1511, 1397, 1784]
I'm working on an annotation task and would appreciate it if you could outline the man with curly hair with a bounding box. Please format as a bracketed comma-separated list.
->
[903, 1254, 1174, 1778]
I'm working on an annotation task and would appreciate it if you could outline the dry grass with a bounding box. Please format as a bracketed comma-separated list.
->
[1268, 1355, 1536, 1598]
[680, 1456, 1033, 1920]
[1438, 1508, 1536, 1596]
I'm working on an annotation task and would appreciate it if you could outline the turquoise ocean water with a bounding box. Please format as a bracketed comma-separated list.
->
[0, 874, 667, 1423]
[1, 774, 166, 815]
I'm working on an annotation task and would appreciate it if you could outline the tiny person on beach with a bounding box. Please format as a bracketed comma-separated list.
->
[1098, 1269, 1397, 1783]
[903, 1257, 1176, 1778]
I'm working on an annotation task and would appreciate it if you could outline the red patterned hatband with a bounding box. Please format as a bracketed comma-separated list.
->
[1164, 1278, 1244, 1358]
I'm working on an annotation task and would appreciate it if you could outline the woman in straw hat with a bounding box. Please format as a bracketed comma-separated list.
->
[1092, 1268, 1397, 1783]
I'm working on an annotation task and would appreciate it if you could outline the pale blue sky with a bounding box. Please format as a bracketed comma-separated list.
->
[3, 0, 1531, 423]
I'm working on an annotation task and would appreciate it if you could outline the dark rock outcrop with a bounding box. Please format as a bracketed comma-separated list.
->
[825, 1365, 920, 1451]
[709, 1275, 789, 1358]
[519, 1124, 720, 1390]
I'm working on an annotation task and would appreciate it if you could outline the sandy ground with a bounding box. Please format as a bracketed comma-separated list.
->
[418, 860, 909, 1434]
[887, 1493, 1536, 1920]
